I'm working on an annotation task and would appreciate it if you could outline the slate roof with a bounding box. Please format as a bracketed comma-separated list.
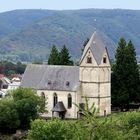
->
[80, 31, 108, 65]
[20, 64, 80, 91]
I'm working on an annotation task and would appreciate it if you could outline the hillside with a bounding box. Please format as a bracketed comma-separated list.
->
[0, 9, 140, 62]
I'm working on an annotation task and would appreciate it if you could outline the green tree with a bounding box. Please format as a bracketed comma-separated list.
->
[112, 38, 140, 109]
[16, 61, 26, 74]
[125, 41, 140, 102]
[0, 99, 20, 132]
[48, 45, 59, 65]
[12, 88, 43, 128]
[59, 45, 73, 65]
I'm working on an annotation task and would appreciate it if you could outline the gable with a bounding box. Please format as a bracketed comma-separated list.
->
[80, 31, 111, 66]
[80, 48, 98, 66]
[100, 48, 111, 66]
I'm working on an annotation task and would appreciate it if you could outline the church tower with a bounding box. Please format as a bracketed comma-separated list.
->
[80, 31, 111, 116]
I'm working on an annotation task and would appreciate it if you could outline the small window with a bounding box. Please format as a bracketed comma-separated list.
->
[66, 81, 70, 87]
[48, 81, 51, 85]
[68, 94, 72, 108]
[103, 57, 107, 63]
[53, 93, 58, 107]
[87, 57, 92, 63]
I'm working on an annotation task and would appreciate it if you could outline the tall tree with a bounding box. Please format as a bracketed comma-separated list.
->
[48, 45, 59, 65]
[112, 38, 140, 109]
[59, 45, 73, 65]
[125, 41, 140, 102]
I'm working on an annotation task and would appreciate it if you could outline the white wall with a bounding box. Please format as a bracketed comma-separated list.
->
[37, 90, 80, 119]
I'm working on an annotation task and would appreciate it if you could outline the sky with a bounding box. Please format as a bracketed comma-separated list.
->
[0, 0, 140, 13]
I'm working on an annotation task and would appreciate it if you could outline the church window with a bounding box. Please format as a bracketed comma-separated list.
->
[103, 57, 107, 63]
[48, 80, 51, 85]
[66, 81, 70, 87]
[53, 93, 58, 107]
[41, 92, 45, 107]
[41, 92, 45, 99]
[68, 94, 72, 108]
[87, 56, 92, 63]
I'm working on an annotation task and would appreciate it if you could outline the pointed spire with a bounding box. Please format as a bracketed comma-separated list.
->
[80, 31, 107, 65]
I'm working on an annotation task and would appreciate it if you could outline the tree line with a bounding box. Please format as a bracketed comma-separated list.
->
[0, 61, 26, 77]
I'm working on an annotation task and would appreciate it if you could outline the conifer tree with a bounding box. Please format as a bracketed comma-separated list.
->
[48, 45, 59, 65]
[112, 38, 140, 109]
[125, 41, 140, 103]
[59, 45, 73, 65]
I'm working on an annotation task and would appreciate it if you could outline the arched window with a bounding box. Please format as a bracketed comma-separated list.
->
[41, 92, 45, 107]
[68, 94, 72, 108]
[53, 93, 58, 107]
[87, 56, 92, 63]
[103, 57, 107, 63]
[41, 92, 45, 99]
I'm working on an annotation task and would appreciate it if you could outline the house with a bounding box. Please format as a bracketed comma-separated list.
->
[0, 75, 11, 93]
[21, 31, 111, 119]
[8, 76, 21, 90]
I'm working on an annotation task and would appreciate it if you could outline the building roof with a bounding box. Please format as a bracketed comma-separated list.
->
[20, 64, 80, 91]
[80, 31, 109, 65]
[52, 101, 66, 112]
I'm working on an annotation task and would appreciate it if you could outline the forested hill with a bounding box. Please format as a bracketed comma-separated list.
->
[0, 9, 140, 62]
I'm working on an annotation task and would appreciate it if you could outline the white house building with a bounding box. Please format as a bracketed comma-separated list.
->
[21, 31, 111, 119]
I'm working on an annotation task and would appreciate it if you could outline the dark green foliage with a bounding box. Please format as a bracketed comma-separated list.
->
[16, 61, 26, 74]
[59, 45, 73, 65]
[0, 100, 20, 132]
[48, 45, 73, 65]
[12, 88, 42, 128]
[48, 45, 59, 65]
[0, 61, 26, 76]
[0, 88, 45, 132]
[112, 38, 140, 109]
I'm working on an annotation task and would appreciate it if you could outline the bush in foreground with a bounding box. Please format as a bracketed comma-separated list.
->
[0, 88, 45, 132]
[27, 111, 140, 140]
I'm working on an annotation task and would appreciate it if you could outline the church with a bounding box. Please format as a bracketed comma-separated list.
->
[21, 31, 111, 119]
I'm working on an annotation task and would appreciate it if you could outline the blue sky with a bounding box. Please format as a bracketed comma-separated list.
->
[0, 0, 140, 13]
